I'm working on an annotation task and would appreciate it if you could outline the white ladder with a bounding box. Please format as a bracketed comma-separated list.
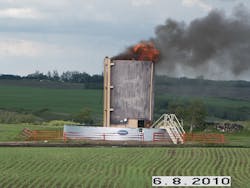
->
[151, 114, 185, 144]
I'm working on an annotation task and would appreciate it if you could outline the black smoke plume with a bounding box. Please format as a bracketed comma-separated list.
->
[153, 5, 250, 79]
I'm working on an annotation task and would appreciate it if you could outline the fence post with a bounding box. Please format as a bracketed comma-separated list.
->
[103, 133, 106, 141]
[221, 134, 225, 143]
[33, 130, 37, 141]
[63, 132, 67, 143]
[182, 133, 186, 143]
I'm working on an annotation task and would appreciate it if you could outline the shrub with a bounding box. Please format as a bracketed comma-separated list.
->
[43, 120, 79, 126]
[72, 108, 94, 124]
[0, 110, 40, 124]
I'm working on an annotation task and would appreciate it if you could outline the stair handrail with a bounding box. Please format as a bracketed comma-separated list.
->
[151, 113, 185, 144]
[151, 114, 165, 128]
[172, 114, 185, 134]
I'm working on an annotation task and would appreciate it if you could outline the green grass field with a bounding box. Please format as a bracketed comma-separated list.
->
[0, 82, 249, 188]
[1, 84, 250, 122]
[0, 147, 249, 188]
[0, 85, 103, 118]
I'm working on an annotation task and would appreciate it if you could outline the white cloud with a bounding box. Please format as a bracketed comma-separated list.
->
[182, 0, 212, 11]
[69, 5, 115, 23]
[0, 39, 42, 57]
[0, 39, 69, 57]
[0, 8, 44, 19]
[130, 0, 154, 7]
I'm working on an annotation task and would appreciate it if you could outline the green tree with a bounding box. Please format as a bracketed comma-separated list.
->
[187, 100, 207, 132]
[73, 108, 93, 125]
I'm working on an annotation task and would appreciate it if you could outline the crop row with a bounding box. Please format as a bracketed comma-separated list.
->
[0, 148, 249, 188]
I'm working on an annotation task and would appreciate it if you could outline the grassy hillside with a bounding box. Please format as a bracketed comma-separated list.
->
[154, 76, 250, 120]
[155, 76, 250, 100]
[0, 78, 250, 123]
[0, 85, 103, 122]
[155, 94, 250, 121]
[0, 85, 102, 114]
[0, 147, 249, 188]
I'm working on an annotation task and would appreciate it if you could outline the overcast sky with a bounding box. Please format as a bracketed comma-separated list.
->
[0, 0, 250, 80]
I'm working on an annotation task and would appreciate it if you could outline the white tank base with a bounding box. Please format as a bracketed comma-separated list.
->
[64, 125, 170, 142]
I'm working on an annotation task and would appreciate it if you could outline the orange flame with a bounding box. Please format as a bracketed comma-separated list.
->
[112, 41, 160, 62]
[133, 42, 159, 62]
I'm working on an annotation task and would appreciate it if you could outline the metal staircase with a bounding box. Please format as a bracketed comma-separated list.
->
[151, 114, 185, 144]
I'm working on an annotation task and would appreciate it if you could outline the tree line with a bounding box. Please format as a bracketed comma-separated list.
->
[0, 70, 103, 84]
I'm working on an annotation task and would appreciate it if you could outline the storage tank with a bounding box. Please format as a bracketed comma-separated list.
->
[103, 57, 154, 128]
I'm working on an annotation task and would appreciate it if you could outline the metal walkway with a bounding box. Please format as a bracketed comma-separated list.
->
[151, 114, 185, 144]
